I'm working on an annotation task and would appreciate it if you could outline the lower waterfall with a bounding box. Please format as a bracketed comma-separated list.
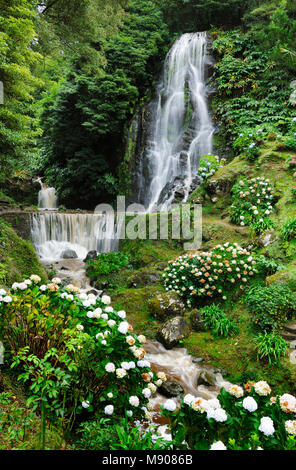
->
[31, 212, 122, 261]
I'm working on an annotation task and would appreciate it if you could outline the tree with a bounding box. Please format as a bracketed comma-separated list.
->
[0, 0, 42, 183]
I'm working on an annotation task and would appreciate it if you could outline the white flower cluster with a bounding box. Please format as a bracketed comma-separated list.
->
[279, 394, 296, 414]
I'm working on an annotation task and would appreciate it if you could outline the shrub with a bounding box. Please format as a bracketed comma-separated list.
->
[199, 305, 238, 338]
[163, 243, 257, 307]
[280, 218, 296, 241]
[245, 284, 296, 331]
[75, 418, 170, 450]
[86, 251, 131, 278]
[197, 154, 226, 182]
[255, 332, 288, 365]
[255, 255, 284, 276]
[161, 381, 296, 450]
[0, 275, 167, 442]
[230, 177, 275, 229]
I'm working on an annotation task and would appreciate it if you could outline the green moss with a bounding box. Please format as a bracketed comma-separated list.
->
[0, 217, 47, 287]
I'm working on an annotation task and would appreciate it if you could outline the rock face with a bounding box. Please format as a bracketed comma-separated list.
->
[190, 309, 206, 332]
[197, 369, 218, 387]
[258, 231, 278, 247]
[83, 250, 98, 262]
[149, 292, 185, 321]
[157, 316, 191, 349]
[206, 178, 233, 196]
[61, 249, 78, 259]
[159, 381, 184, 397]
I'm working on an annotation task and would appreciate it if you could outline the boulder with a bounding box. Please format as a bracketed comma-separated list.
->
[192, 357, 204, 364]
[159, 381, 184, 398]
[83, 250, 98, 262]
[190, 309, 206, 332]
[61, 249, 78, 259]
[258, 231, 278, 247]
[149, 292, 185, 321]
[157, 316, 191, 349]
[197, 369, 218, 387]
[128, 269, 161, 288]
[206, 178, 232, 196]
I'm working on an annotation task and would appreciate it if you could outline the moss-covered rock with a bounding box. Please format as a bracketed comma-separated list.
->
[0, 217, 47, 287]
[148, 292, 185, 320]
[157, 316, 191, 349]
[266, 268, 296, 291]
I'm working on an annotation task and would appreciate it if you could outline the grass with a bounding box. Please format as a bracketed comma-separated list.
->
[0, 217, 47, 287]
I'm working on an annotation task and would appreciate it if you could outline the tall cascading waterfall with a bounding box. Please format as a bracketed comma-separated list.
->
[31, 212, 123, 261]
[136, 32, 214, 211]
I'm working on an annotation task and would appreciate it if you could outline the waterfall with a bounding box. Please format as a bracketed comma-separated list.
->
[35, 177, 58, 210]
[138, 32, 214, 211]
[31, 213, 123, 261]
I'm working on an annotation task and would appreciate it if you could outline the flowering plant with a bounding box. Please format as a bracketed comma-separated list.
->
[230, 176, 275, 231]
[233, 127, 264, 161]
[162, 243, 257, 307]
[197, 154, 225, 182]
[0, 276, 166, 427]
[161, 381, 296, 450]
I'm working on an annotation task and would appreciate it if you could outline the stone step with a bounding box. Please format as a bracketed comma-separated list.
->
[281, 331, 296, 341]
[284, 322, 296, 334]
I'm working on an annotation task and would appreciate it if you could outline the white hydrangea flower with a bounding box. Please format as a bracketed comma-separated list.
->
[101, 313, 108, 320]
[107, 319, 116, 328]
[0, 289, 6, 296]
[127, 410, 133, 417]
[105, 306, 114, 313]
[184, 394, 195, 406]
[137, 335, 146, 343]
[30, 275, 41, 283]
[254, 381, 271, 396]
[117, 310, 126, 319]
[258, 417, 275, 436]
[105, 363, 115, 373]
[107, 392, 113, 399]
[101, 295, 111, 305]
[228, 385, 244, 398]
[92, 308, 102, 318]
[137, 360, 150, 368]
[51, 277, 62, 284]
[82, 400, 90, 409]
[3, 296, 12, 303]
[86, 311, 94, 318]
[129, 396, 139, 407]
[285, 420, 296, 435]
[76, 324, 84, 331]
[280, 394, 296, 413]
[83, 300, 91, 308]
[210, 441, 226, 450]
[104, 405, 114, 415]
[116, 368, 127, 378]
[142, 388, 151, 398]
[148, 383, 157, 394]
[163, 399, 176, 412]
[118, 321, 129, 335]
[242, 396, 258, 412]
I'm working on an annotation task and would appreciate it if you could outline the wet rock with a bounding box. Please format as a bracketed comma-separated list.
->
[60, 266, 70, 271]
[197, 369, 218, 387]
[192, 357, 204, 364]
[159, 381, 184, 398]
[157, 316, 191, 349]
[87, 289, 101, 296]
[83, 250, 98, 262]
[258, 231, 278, 247]
[61, 249, 78, 259]
[190, 309, 206, 332]
[149, 292, 185, 321]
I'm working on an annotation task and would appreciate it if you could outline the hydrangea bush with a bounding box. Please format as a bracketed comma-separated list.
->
[161, 381, 296, 450]
[230, 176, 275, 233]
[162, 243, 257, 306]
[0, 275, 167, 425]
[197, 154, 226, 182]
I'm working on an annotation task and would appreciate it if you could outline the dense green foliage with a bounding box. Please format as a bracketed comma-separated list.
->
[245, 284, 296, 332]
[39, 1, 169, 208]
[86, 252, 131, 279]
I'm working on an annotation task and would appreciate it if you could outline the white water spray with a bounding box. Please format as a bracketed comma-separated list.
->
[35, 177, 58, 210]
